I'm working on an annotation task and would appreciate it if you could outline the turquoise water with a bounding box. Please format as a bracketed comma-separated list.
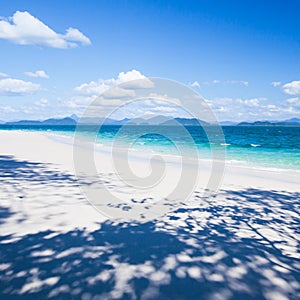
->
[1, 125, 300, 170]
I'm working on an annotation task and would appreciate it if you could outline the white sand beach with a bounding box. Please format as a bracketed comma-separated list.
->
[0, 130, 299, 299]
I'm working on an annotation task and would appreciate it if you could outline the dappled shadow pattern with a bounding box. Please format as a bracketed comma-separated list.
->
[1, 187, 299, 299]
[0, 206, 14, 225]
[0, 155, 91, 233]
[0, 155, 77, 185]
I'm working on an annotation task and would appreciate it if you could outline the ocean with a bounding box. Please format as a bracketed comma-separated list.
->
[1, 125, 300, 170]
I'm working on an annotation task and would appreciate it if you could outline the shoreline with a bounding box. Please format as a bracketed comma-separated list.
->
[1, 130, 299, 230]
[0, 129, 299, 200]
[1, 127, 300, 172]
[28, 128, 300, 173]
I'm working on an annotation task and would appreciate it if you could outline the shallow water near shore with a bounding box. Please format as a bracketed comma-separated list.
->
[1, 124, 300, 170]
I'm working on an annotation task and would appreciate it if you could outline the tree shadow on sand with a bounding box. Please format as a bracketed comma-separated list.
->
[0, 155, 77, 185]
[0, 156, 299, 299]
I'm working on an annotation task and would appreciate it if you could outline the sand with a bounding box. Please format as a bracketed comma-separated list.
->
[0, 130, 299, 299]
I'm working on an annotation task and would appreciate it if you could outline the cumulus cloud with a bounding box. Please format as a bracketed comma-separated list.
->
[103, 87, 136, 99]
[286, 97, 300, 106]
[74, 69, 153, 97]
[75, 81, 108, 96]
[0, 78, 40, 95]
[25, 70, 49, 79]
[1, 105, 17, 113]
[271, 81, 281, 87]
[282, 80, 300, 95]
[208, 97, 299, 121]
[63, 27, 91, 45]
[237, 98, 265, 107]
[109, 99, 189, 120]
[190, 81, 200, 88]
[226, 80, 249, 86]
[0, 11, 91, 48]
[203, 80, 248, 86]
[0, 72, 9, 77]
[147, 93, 181, 105]
[150, 106, 178, 113]
[34, 98, 49, 107]
[117, 70, 150, 84]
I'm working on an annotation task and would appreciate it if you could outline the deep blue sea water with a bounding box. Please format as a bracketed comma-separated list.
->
[1, 125, 300, 170]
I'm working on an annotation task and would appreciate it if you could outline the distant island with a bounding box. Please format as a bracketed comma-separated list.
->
[5, 117, 77, 126]
[237, 118, 300, 126]
[1, 115, 300, 126]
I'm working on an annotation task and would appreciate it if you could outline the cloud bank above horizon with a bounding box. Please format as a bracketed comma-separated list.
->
[0, 68, 299, 122]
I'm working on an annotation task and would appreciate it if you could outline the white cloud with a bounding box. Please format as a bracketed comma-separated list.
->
[66, 95, 123, 111]
[63, 27, 91, 45]
[148, 93, 181, 105]
[226, 80, 249, 86]
[103, 87, 136, 99]
[74, 69, 153, 97]
[282, 80, 300, 95]
[69, 86, 185, 120]
[25, 70, 49, 79]
[109, 100, 189, 120]
[1, 105, 17, 113]
[190, 81, 200, 88]
[0, 72, 9, 77]
[150, 106, 178, 113]
[203, 80, 248, 86]
[271, 81, 281, 87]
[0, 78, 40, 95]
[286, 97, 300, 106]
[215, 106, 228, 112]
[241, 98, 261, 107]
[207, 97, 300, 121]
[0, 11, 91, 48]
[117, 70, 148, 83]
[34, 98, 49, 107]
[210, 97, 233, 104]
[65, 95, 96, 109]
[75, 81, 108, 96]
[236, 98, 267, 107]
[266, 104, 280, 112]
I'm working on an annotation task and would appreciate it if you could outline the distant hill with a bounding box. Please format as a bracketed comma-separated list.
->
[3, 115, 300, 127]
[117, 116, 210, 126]
[163, 117, 209, 126]
[238, 118, 300, 126]
[220, 121, 238, 126]
[77, 117, 130, 125]
[6, 117, 76, 126]
[70, 114, 79, 122]
[42, 117, 76, 125]
[238, 121, 274, 126]
[78, 115, 209, 126]
[283, 118, 300, 124]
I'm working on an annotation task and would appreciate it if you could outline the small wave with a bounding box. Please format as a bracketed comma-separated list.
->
[221, 143, 231, 146]
[250, 144, 261, 147]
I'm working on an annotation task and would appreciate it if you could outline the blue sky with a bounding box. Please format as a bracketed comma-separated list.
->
[0, 0, 299, 121]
